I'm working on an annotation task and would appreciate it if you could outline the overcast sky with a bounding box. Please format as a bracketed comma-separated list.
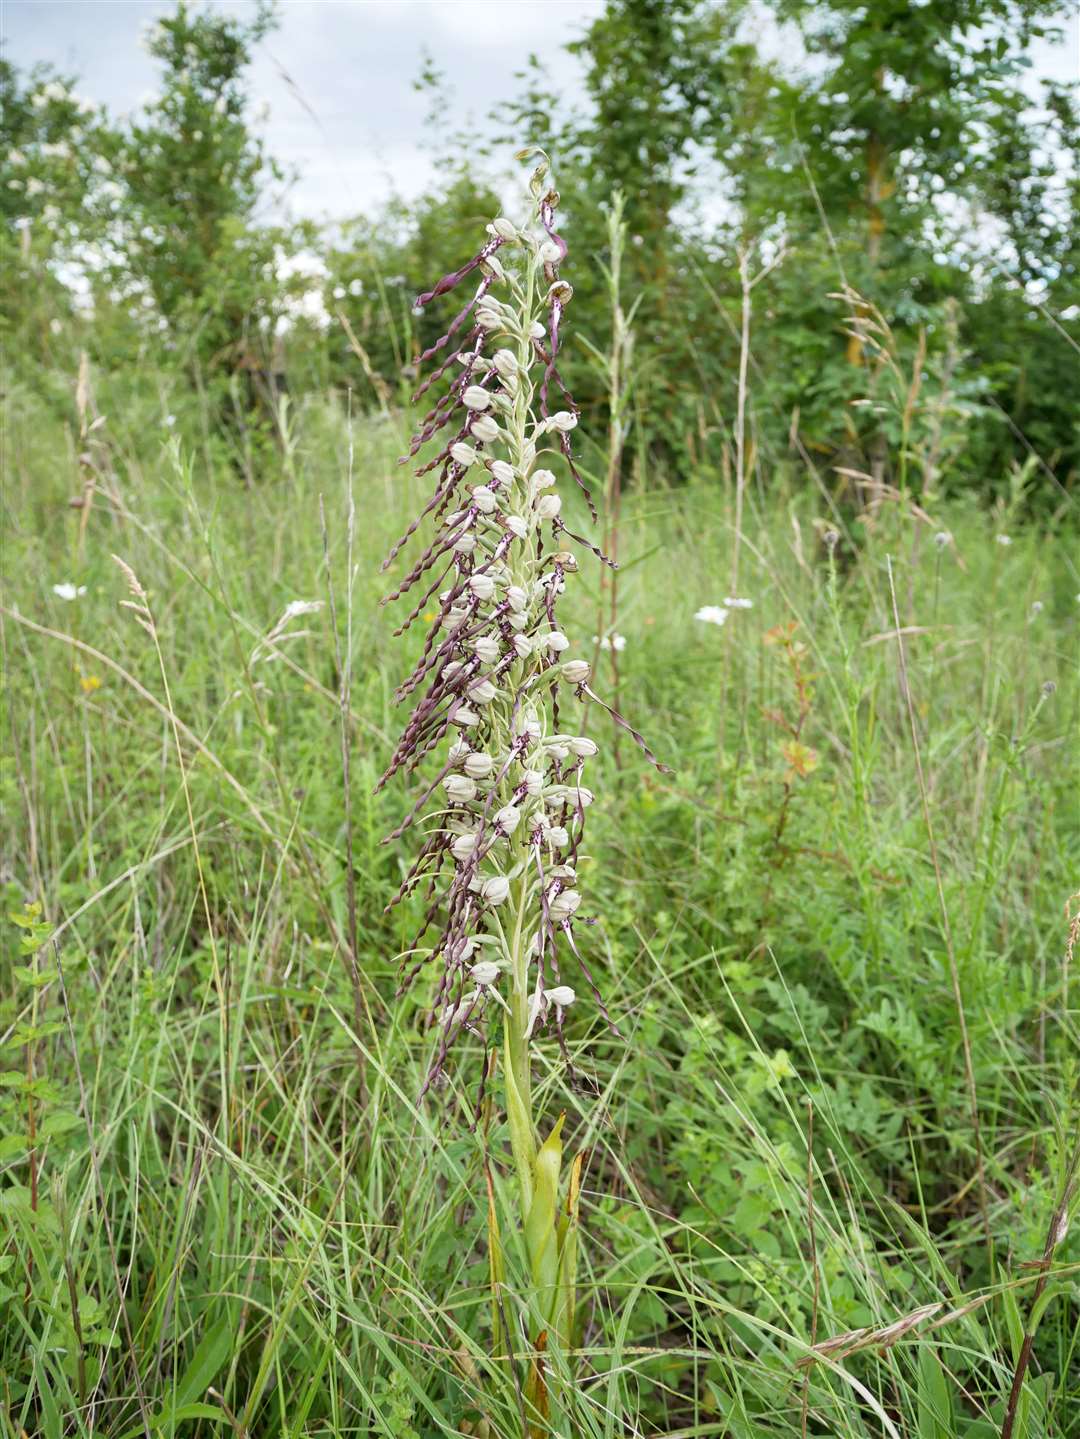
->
[5, 0, 1078, 224]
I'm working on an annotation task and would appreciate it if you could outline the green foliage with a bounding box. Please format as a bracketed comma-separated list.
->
[2, 356, 1078, 1429]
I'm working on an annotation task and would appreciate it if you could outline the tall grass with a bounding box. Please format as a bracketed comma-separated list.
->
[1, 335, 1078, 1434]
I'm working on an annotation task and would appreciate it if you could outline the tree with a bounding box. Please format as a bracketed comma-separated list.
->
[114, 1, 295, 381]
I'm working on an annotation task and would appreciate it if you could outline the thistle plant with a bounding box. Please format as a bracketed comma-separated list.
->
[378, 150, 665, 1421]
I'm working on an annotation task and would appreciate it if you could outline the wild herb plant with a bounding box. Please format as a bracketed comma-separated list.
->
[378, 151, 665, 1422]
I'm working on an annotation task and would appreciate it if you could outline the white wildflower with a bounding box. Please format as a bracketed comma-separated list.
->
[694, 605, 729, 627]
[53, 582, 87, 601]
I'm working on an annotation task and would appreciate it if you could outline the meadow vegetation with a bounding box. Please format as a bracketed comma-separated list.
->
[2, 1, 1079, 1434]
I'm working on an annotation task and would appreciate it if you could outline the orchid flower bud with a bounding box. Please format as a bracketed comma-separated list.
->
[562, 659, 591, 684]
[476, 308, 505, 332]
[505, 515, 528, 539]
[470, 573, 496, 601]
[463, 750, 494, 778]
[463, 385, 492, 411]
[513, 633, 533, 659]
[448, 738, 471, 764]
[547, 985, 576, 1007]
[479, 875, 510, 905]
[490, 217, 517, 240]
[454, 534, 477, 555]
[443, 774, 477, 803]
[452, 705, 480, 727]
[469, 678, 498, 704]
[494, 803, 521, 834]
[539, 238, 563, 265]
[568, 736, 598, 757]
[547, 825, 569, 848]
[549, 889, 581, 922]
[451, 832, 478, 862]
[544, 630, 570, 653]
[551, 411, 578, 433]
[521, 768, 544, 795]
[492, 348, 518, 378]
[532, 468, 557, 489]
[535, 494, 561, 519]
[507, 612, 528, 632]
[471, 959, 501, 986]
[548, 743, 570, 761]
[490, 459, 515, 485]
[470, 415, 500, 443]
[528, 320, 546, 339]
[472, 487, 498, 514]
[506, 585, 528, 614]
[571, 786, 594, 808]
[472, 635, 500, 664]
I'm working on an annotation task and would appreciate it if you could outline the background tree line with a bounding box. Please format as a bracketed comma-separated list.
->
[3, 0, 1078, 502]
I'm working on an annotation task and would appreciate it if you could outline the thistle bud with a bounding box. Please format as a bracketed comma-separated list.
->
[471, 415, 500, 443]
[472, 488, 498, 515]
[549, 888, 581, 922]
[471, 959, 501, 986]
[463, 385, 492, 411]
[479, 875, 511, 905]
[494, 803, 521, 834]
[443, 774, 478, 804]
[451, 442, 477, 467]
[562, 659, 591, 685]
[470, 573, 496, 601]
[535, 494, 562, 519]
[568, 736, 598, 757]
[463, 750, 494, 778]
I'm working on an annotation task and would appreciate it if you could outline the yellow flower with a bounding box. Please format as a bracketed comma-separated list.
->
[423, 611, 437, 623]
[780, 739, 818, 781]
[79, 673, 102, 694]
